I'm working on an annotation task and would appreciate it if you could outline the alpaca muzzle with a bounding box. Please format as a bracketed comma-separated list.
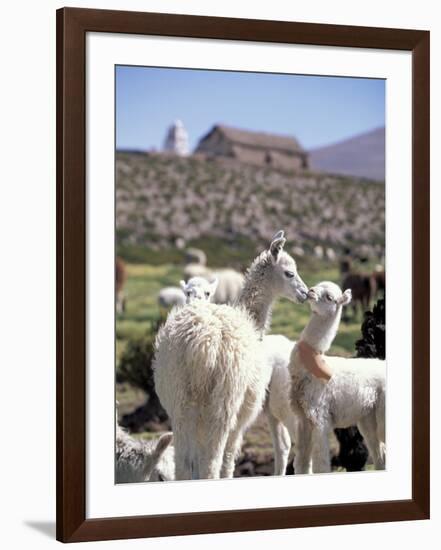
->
[307, 288, 318, 301]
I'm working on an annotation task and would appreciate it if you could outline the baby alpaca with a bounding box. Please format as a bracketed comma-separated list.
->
[116, 427, 174, 483]
[182, 267, 244, 305]
[289, 281, 386, 474]
[180, 276, 218, 303]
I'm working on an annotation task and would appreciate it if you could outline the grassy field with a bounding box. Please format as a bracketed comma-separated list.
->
[116, 260, 363, 364]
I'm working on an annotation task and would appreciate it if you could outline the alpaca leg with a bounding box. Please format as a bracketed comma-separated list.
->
[267, 411, 291, 476]
[220, 428, 244, 478]
[312, 425, 332, 473]
[173, 406, 205, 480]
[221, 392, 264, 478]
[376, 392, 386, 443]
[196, 414, 232, 480]
[294, 416, 314, 474]
[376, 402, 386, 468]
[173, 430, 192, 480]
[198, 431, 230, 479]
[358, 414, 385, 470]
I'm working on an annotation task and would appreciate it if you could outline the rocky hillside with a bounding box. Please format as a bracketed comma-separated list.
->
[309, 127, 385, 182]
[116, 151, 385, 262]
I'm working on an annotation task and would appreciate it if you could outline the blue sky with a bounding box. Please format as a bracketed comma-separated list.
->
[116, 66, 385, 152]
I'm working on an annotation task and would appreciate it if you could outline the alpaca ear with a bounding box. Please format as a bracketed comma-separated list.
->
[272, 230, 285, 241]
[338, 289, 352, 306]
[210, 277, 218, 294]
[179, 280, 187, 291]
[154, 433, 173, 458]
[270, 231, 286, 263]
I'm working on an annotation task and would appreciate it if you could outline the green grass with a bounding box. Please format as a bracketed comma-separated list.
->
[116, 261, 363, 364]
[116, 263, 181, 342]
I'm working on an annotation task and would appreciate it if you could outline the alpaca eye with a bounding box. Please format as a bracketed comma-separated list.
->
[205, 292, 210, 298]
[284, 271, 294, 279]
[326, 294, 333, 302]
[186, 291, 191, 297]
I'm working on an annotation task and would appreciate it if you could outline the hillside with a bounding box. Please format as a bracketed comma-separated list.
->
[116, 152, 385, 263]
[309, 127, 385, 181]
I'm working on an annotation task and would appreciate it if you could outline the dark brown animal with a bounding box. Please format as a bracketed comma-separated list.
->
[372, 267, 385, 298]
[342, 272, 376, 319]
[339, 256, 353, 275]
[116, 257, 127, 314]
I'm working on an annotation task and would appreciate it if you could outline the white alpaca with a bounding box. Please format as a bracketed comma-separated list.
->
[289, 281, 386, 474]
[183, 263, 212, 281]
[325, 247, 337, 262]
[183, 266, 244, 305]
[153, 231, 308, 480]
[116, 427, 174, 483]
[212, 268, 245, 304]
[262, 334, 297, 475]
[184, 247, 207, 266]
[180, 276, 218, 303]
[157, 286, 186, 309]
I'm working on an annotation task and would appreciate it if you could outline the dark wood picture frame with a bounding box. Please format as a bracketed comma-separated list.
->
[56, 7, 430, 543]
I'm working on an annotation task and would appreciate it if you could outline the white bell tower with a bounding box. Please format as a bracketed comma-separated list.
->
[163, 120, 190, 156]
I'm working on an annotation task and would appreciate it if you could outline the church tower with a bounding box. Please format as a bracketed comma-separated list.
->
[163, 120, 190, 156]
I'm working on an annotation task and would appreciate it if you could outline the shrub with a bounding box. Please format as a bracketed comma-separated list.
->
[355, 298, 386, 359]
[117, 318, 169, 432]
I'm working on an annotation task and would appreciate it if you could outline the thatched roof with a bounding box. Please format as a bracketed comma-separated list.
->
[205, 125, 305, 154]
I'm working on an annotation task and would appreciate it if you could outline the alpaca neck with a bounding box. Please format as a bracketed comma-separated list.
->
[236, 251, 276, 336]
[300, 308, 343, 354]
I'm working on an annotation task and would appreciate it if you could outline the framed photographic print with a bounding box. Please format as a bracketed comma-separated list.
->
[56, 7, 430, 543]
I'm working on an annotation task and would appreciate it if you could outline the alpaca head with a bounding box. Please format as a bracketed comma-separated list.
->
[267, 230, 308, 303]
[180, 276, 218, 303]
[307, 281, 352, 317]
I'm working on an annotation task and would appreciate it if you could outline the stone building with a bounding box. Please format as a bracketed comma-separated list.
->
[195, 125, 308, 170]
[163, 120, 189, 156]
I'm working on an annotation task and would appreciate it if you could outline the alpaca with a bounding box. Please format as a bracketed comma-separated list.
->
[313, 245, 324, 260]
[372, 265, 385, 299]
[158, 277, 218, 309]
[153, 231, 308, 480]
[184, 247, 207, 266]
[264, 334, 368, 476]
[183, 263, 212, 281]
[289, 281, 386, 474]
[157, 286, 186, 309]
[342, 272, 376, 317]
[116, 427, 174, 483]
[262, 334, 297, 475]
[212, 268, 245, 305]
[180, 276, 218, 303]
[183, 265, 244, 305]
[340, 258, 376, 318]
[325, 247, 337, 262]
